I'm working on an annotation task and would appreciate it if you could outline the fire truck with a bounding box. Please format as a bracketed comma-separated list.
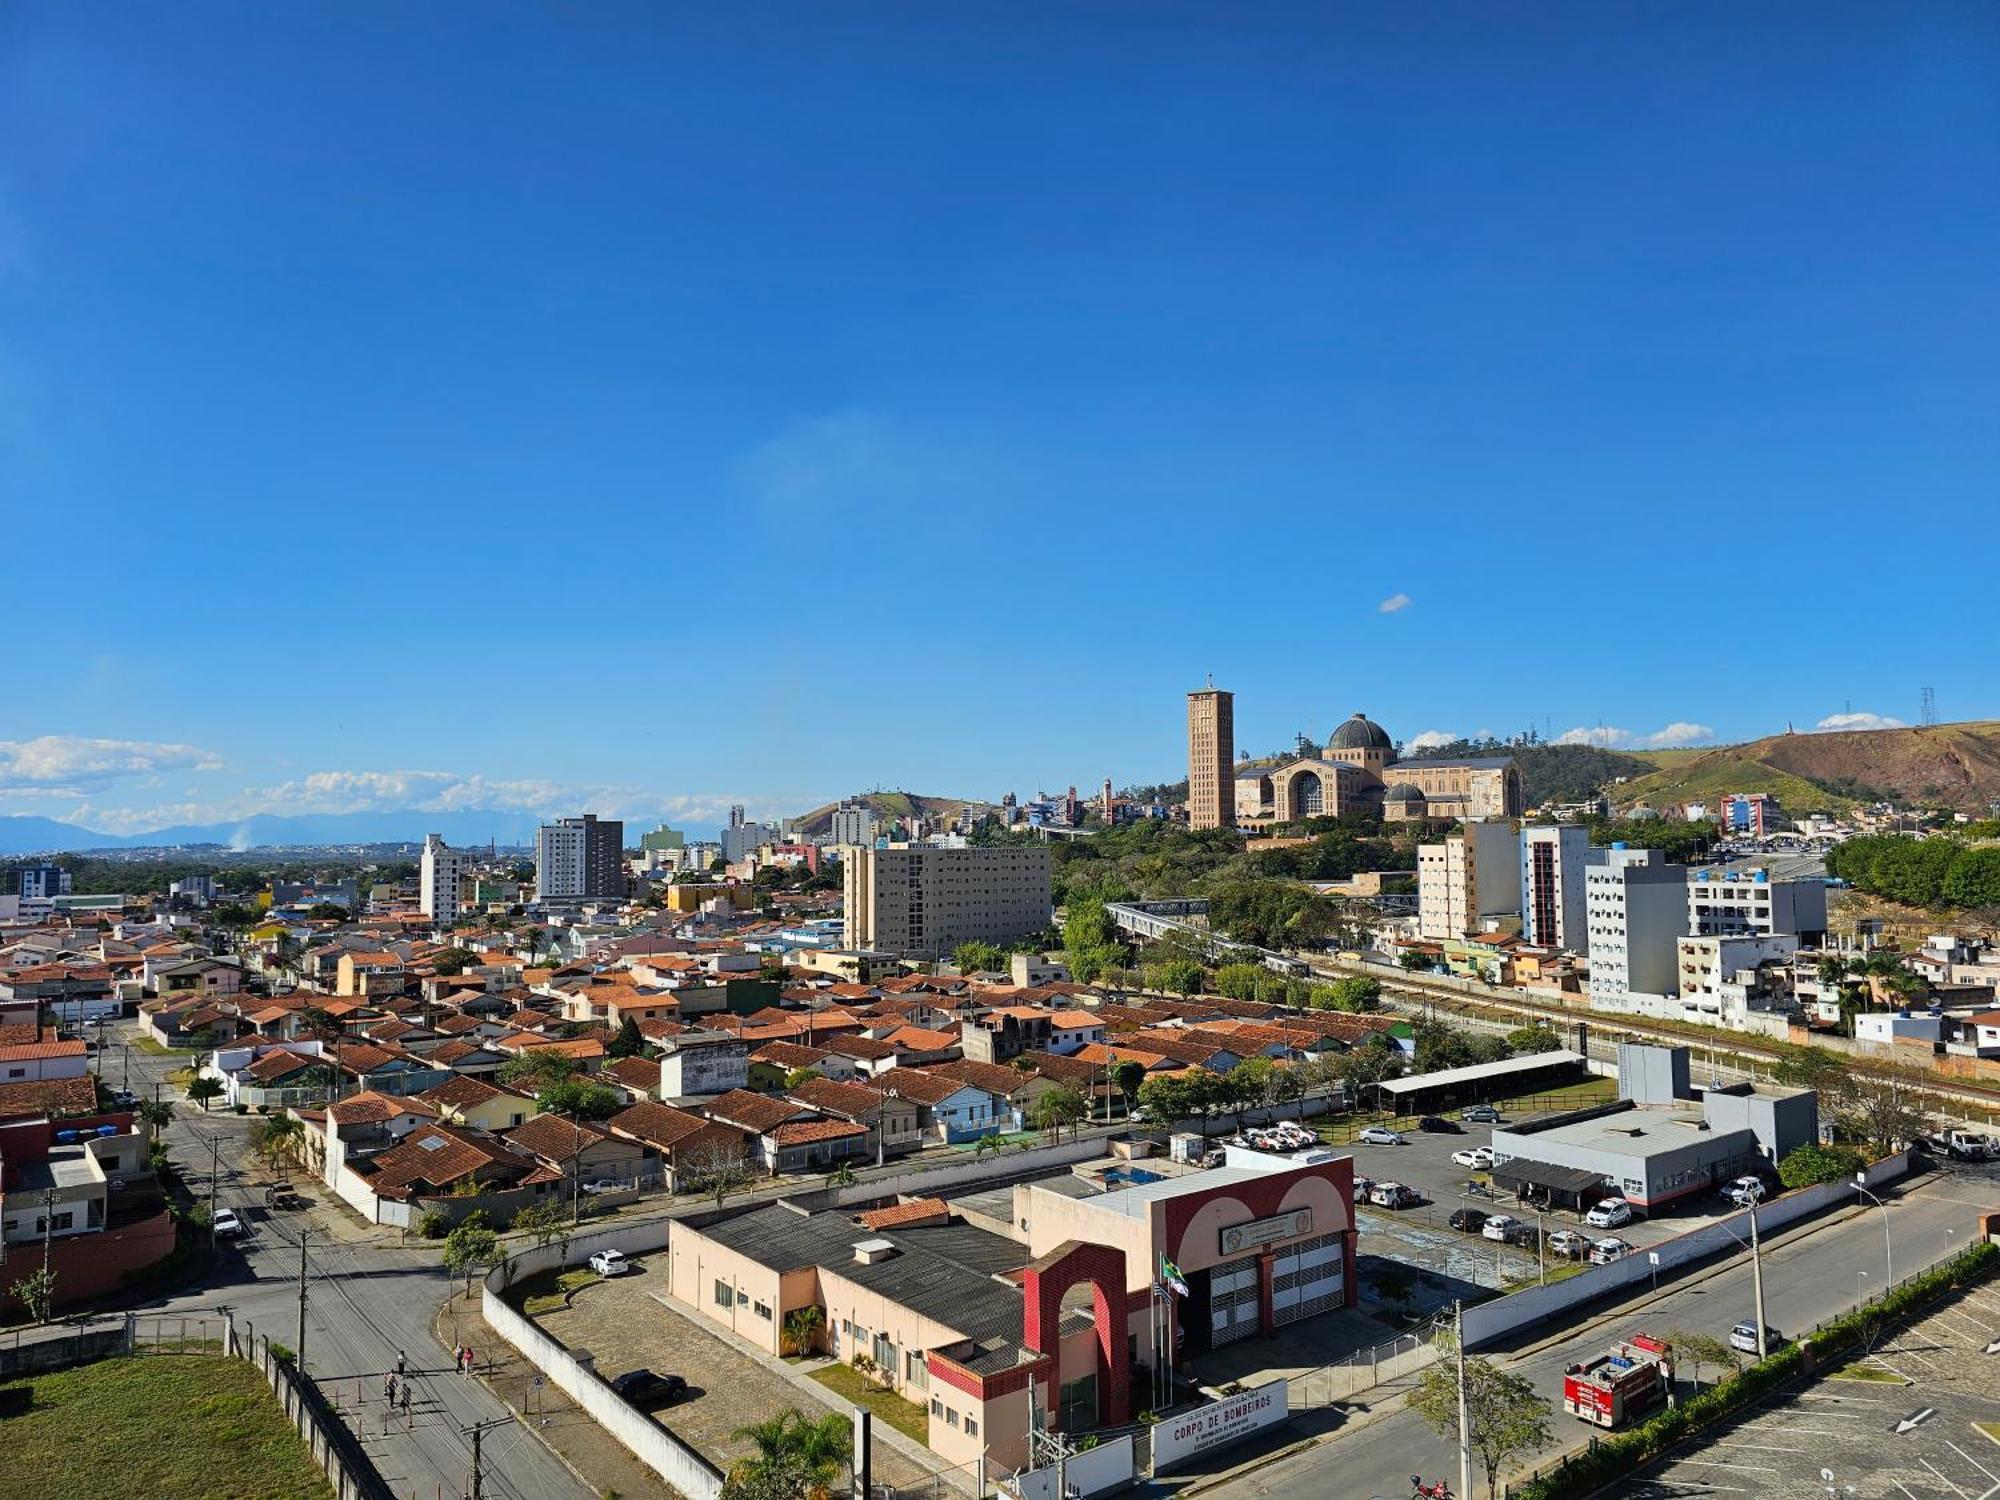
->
[1561, 1333, 1674, 1428]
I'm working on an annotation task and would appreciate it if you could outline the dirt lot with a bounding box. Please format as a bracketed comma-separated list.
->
[533, 1257, 940, 1491]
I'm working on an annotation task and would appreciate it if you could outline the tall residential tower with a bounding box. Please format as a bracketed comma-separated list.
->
[1186, 685, 1235, 831]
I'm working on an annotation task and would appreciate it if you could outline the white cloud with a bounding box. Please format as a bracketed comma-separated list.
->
[0, 735, 223, 793]
[1377, 592, 1413, 614]
[1815, 712, 1906, 733]
[44, 771, 802, 837]
[1555, 722, 1715, 750]
[1644, 721, 1716, 748]
[1406, 729, 1458, 751]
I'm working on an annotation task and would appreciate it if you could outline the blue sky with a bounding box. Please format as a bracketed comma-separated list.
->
[4, 3, 1997, 836]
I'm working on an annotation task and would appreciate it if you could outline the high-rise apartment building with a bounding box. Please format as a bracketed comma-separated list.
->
[843, 843, 1053, 959]
[1584, 845, 1688, 1007]
[419, 833, 467, 923]
[1520, 825, 1596, 950]
[1417, 821, 1522, 941]
[12, 863, 70, 900]
[1687, 865, 1828, 942]
[535, 814, 626, 901]
[829, 802, 880, 847]
[1186, 686, 1235, 831]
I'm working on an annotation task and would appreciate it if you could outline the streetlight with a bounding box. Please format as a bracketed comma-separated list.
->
[1854, 1178, 1893, 1286]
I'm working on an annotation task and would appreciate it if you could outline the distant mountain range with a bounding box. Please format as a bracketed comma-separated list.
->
[0, 809, 556, 856]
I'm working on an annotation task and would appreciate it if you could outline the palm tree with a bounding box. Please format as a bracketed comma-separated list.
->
[824, 1160, 857, 1190]
[137, 1098, 174, 1137]
[729, 1408, 852, 1497]
[782, 1306, 824, 1358]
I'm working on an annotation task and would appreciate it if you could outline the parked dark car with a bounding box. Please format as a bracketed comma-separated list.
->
[1447, 1209, 1488, 1233]
[1417, 1116, 1462, 1134]
[610, 1369, 687, 1407]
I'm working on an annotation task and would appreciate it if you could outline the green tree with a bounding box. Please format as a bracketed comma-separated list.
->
[784, 1066, 824, 1090]
[723, 1409, 853, 1500]
[606, 1016, 645, 1059]
[1399, 949, 1436, 973]
[1030, 1085, 1089, 1144]
[952, 941, 1005, 975]
[498, 1050, 582, 1088]
[252, 1114, 303, 1172]
[442, 1211, 500, 1292]
[1213, 962, 1266, 1001]
[535, 1079, 622, 1120]
[1136, 1073, 1191, 1128]
[1505, 1024, 1564, 1056]
[186, 1076, 224, 1112]
[1227, 1057, 1277, 1126]
[14, 1266, 59, 1325]
[137, 1098, 174, 1137]
[1407, 1337, 1554, 1499]
[1145, 957, 1205, 997]
[1111, 1060, 1146, 1114]
[1773, 1046, 1853, 1105]
[782, 1305, 824, 1357]
[431, 947, 481, 975]
[1316, 976, 1382, 1012]
[297, 1006, 344, 1044]
[511, 1198, 573, 1261]
[1778, 1141, 1867, 1189]
[1667, 1328, 1742, 1388]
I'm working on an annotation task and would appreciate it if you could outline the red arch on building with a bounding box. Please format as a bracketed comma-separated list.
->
[1021, 1239, 1130, 1430]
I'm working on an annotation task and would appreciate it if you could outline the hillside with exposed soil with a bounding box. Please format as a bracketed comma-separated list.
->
[1616, 720, 2000, 815]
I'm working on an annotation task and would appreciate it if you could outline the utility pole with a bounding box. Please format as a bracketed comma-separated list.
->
[1455, 1299, 1472, 1500]
[296, 1230, 309, 1372]
[468, 1419, 484, 1500]
[1748, 1203, 1769, 1361]
[208, 1136, 220, 1245]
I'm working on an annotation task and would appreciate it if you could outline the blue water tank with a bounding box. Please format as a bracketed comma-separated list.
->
[1753, 869, 1769, 883]
[54, 1129, 79, 1143]
[1611, 841, 1628, 851]
[96, 1124, 119, 1137]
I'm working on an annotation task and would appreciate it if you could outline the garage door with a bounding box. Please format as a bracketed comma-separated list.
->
[1209, 1257, 1260, 1347]
[1272, 1233, 1343, 1325]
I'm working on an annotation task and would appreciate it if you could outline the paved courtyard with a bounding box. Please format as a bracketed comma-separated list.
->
[532, 1257, 942, 1492]
[1633, 1280, 2000, 1497]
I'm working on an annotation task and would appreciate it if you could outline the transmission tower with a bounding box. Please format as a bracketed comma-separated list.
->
[1921, 686, 1937, 727]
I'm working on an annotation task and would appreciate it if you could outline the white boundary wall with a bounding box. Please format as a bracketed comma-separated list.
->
[1463, 1150, 1912, 1349]
[1009, 1434, 1136, 1500]
[481, 1219, 724, 1500]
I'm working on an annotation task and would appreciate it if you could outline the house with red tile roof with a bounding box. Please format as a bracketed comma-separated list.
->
[605, 1100, 747, 1191]
[871, 1069, 1006, 1145]
[503, 1113, 646, 1186]
[784, 1075, 922, 1158]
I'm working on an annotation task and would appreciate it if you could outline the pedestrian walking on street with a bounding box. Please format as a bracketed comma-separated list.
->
[384, 1372, 397, 1402]
[395, 1349, 407, 1377]
[399, 1381, 411, 1419]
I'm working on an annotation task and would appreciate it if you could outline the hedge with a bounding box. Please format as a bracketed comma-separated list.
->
[1510, 1239, 1999, 1499]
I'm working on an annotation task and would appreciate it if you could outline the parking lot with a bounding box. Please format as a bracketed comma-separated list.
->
[530, 1252, 940, 1492]
[1326, 1114, 1745, 1287]
[1634, 1283, 2000, 1497]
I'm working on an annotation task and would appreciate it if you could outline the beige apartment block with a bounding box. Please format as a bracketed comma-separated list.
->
[842, 843, 1053, 960]
[1186, 687, 1235, 830]
[1417, 820, 1522, 941]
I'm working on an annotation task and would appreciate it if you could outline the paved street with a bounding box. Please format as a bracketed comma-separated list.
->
[112, 1028, 594, 1500]
[1198, 1163, 2000, 1500]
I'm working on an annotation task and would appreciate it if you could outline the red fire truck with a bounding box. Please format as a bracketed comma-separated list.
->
[1561, 1333, 1674, 1428]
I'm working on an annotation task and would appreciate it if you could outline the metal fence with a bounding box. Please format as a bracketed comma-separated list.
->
[1287, 1320, 1450, 1408]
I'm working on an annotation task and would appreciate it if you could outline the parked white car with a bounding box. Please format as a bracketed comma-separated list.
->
[1357, 1126, 1403, 1146]
[1585, 1197, 1634, 1229]
[1451, 1147, 1495, 1170]
[1587, 1237, 1631, 1265]
[588, 1249, 632, 1277]
[1723, 1175, 1767, 1206]
[1480, 1214, 1518, 1242]
[1546, 1229, 1589, 1257]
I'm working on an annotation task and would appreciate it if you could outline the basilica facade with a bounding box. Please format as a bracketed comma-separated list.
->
[1234, 713, 1523, 827]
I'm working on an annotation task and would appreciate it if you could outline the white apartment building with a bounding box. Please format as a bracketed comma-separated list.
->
[1584, 845, 1687, 1010]
[1687, 866, 1829, 941]
[1520, 825, 1596, 950]
[1417, 820, 1522, 941]
[721, 821, 779, 864]
[419, 833, 466, 923]
[535, 814, 624, 902]
[828, 802, 880, 848]
[842, 843, 1053, 959]
[1677, 933, 1799, 1034]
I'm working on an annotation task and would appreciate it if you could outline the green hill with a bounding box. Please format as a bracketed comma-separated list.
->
[1614, 720, 2000, 815]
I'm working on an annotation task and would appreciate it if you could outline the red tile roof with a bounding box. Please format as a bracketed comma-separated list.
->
[771, 1118, 868, 1146]
[857, 1197, 949, 1231]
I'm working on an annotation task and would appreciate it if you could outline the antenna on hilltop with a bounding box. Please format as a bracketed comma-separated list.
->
[1921, 686, 1937, 727]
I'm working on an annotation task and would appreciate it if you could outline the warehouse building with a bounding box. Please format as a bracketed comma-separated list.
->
[1486, 1044, 1817, 1215]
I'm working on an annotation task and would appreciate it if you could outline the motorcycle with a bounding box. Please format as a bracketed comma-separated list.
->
[1410, 1480, 1453, 1500]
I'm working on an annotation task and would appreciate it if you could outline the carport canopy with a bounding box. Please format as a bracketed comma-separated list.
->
[1489, 1158, 1608, 1210]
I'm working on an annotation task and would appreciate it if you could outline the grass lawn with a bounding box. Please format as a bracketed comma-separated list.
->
[0, 1354, 330, 1500]
[1829, 1363, 1907, 1383]
[807, 1362, 930, 1443]
[513, 1267, 601, 1317]
[131, 1036, 193, 1056]
[1505, 1261, 1591, 1292]
[1493, 1078, 1619, 1114]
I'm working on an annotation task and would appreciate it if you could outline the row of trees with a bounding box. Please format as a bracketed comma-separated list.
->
[1411, 1018, 1565, 1073]
[1774, 1046, 1932, 1156]
[1133, 1038, 1402, 1132]
[1827, 834, 2000, 912]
